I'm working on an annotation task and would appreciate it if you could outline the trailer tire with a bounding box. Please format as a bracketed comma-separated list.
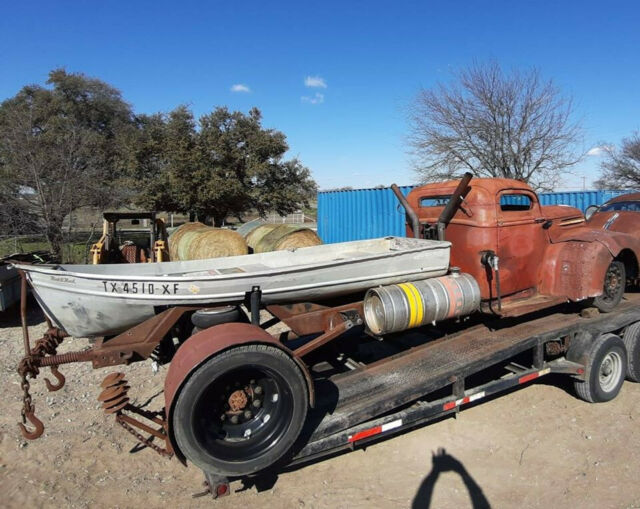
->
[191, 305, 247, 330]
[172, 344, 308, 477]
[622, 322, 640, 382]
[591, 261, 625, 313]
[574, 333, 627, 403]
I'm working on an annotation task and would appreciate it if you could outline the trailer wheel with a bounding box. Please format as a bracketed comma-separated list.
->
[622, 322, 640, 382]
[172, 344, 308, 476]
[574, 333, 627, 403]
[592, 261, 625, 313]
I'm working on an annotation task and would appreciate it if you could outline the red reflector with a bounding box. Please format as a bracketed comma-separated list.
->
[348, 425, 382, 443]
[443, 401, 456, 411]
[519, 372, 539, 384]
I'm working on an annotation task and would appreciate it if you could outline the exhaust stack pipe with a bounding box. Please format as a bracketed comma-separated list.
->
[436, 172, 473, 241]
[391, 184, 420, 239]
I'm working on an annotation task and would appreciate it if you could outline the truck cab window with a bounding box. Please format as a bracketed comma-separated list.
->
[420, 195, 452, 207]
[500, 193, 533, 211]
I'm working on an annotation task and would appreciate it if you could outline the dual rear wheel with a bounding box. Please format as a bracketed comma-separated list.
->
[573, 320, 640, 402]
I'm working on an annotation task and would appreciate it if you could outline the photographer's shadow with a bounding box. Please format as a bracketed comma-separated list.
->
[412, 448, 491, 509]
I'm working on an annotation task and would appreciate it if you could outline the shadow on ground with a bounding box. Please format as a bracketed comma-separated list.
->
[0, 295, 45, 327]
[412, 448, 491, 509]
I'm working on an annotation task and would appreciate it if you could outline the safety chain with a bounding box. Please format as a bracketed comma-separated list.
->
[115, 413, 174, 458]
[17, 330, 67, 439]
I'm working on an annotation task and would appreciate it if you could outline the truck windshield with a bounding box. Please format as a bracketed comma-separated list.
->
[600, 201, 640, 212]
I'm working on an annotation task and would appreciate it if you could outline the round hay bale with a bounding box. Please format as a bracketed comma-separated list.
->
[236, 219, 265, 238]
[187, 228, 247, 260]
[168, 222, 205, 260]
[245, 224, 280, 250]
[253, 224, 322, 253]
[169, 222, 247, 260]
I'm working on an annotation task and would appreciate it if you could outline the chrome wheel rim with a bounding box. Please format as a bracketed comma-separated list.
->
[599, 351, 623, 392]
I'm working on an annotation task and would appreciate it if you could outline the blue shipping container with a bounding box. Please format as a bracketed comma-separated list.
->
[317, 187, 631, 244]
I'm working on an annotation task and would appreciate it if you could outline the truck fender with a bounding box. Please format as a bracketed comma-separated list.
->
[164, 322, 314, 464]
[537, 241, 613, 301]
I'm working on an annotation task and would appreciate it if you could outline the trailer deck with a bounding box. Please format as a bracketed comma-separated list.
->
[290, 293, 640, 465]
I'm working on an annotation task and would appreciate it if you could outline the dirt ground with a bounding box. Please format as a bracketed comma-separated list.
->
[2, 306, 640, 509]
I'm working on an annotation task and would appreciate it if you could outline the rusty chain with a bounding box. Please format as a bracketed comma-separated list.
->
[16, 330, 66, 439]
[115, 413, 173, 458]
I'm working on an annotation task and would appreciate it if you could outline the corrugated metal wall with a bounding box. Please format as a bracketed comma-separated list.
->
[317, 187, 631, 244]
[537, 190, 628, 210]
[317, 186, 413, 243]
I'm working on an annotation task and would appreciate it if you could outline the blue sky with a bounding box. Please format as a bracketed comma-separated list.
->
[1, 0, 639, 190]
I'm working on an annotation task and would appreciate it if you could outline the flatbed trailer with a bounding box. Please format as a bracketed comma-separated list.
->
[13, 272, 640, 500]
[198, 293, 640, 497]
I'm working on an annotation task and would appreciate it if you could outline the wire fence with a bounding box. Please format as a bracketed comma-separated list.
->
[0, 231, 95, 264]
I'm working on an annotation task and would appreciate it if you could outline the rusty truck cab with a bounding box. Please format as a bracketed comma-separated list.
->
[406, 178, 584, 302]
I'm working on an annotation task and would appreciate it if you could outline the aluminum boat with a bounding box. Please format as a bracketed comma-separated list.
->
[14, 236, 451, 337]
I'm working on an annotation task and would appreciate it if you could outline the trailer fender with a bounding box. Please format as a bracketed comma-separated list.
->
[164, 322, 314, 464]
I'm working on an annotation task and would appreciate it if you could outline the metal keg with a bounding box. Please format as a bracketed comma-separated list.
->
[364, 272, 481, 335]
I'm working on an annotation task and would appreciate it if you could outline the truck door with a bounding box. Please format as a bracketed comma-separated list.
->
[495, 190, 548, 296]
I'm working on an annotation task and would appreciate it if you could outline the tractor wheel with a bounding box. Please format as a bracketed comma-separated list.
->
[592, 261, 625, 313]
[574, 333, 627, 403]
[172, 344, 308, 476]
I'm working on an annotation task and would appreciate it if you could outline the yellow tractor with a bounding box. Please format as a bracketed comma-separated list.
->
[90, 211, 169, 264]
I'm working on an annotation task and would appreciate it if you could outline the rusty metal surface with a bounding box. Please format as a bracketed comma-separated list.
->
[98, 372, 173, 457]
[90, 306, 199, 368]
[294, 319, 352, 357]
[404, 177, 640, 313]
[268, 301, 364, 336]
[163, 322, 315, 463]
[588, 210, 640, 236]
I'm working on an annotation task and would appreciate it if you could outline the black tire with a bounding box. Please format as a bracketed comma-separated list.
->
[574, 333, 627, 403]
[191, 305, 247, 330]
[592, 261, 625, 313]
[172, 344, 308, 476]
[622, 322, 640, 382]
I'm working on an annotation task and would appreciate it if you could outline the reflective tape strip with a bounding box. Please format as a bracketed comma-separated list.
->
[518, 368, 551, 384]
[405, 282, 424, 327]
[398, 283, 420, 328]
[347, 419, 403, 443]
[443, 391, 486, 411]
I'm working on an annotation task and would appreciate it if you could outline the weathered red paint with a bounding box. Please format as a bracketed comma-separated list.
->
[405, 177, 640, 314]
[587, 192, 640, 238]
[163, 322, 314, 463]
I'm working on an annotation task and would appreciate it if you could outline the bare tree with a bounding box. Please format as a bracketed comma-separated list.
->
[594, 133, 640, 190]
[408, 62, 583, 190]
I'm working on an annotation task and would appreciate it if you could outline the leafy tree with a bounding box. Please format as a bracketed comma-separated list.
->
[0, 69, 134, 258]
[408, 62, 582, 191]
[594, 134, 640, 189]
[136, 106, 317, 225]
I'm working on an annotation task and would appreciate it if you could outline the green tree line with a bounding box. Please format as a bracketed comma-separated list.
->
[0, 69, 317, 259]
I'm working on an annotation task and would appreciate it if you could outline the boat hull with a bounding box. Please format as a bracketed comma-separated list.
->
[16, 237, 451, 337]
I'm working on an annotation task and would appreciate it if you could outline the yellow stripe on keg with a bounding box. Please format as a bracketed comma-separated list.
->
[398, 282, 424, 328]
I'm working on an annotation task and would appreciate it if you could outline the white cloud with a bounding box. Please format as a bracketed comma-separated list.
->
[586, 145, 612, 157]
[304, 76, 327, 88]
[301, 92, 324, 105]
[230, 84, 251, 93]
